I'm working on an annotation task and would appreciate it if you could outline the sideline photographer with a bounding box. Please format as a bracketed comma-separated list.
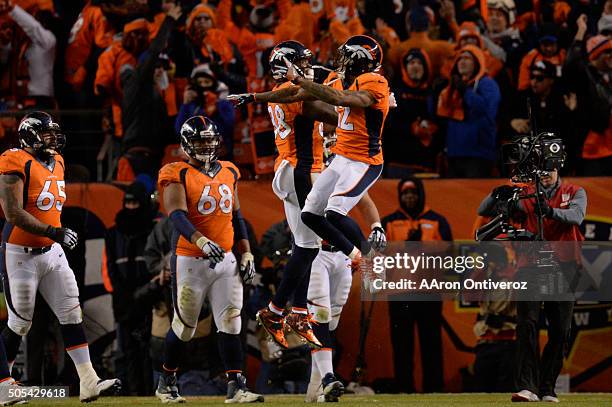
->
[477, 138, 586, 402]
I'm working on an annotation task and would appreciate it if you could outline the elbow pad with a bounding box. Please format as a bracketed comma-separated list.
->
[232, 209, 248, 241]
[169, 210, 197, 241]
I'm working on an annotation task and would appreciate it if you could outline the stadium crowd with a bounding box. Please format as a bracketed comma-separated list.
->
[0, 0, 609, 180]
[0, 0, 604, 399]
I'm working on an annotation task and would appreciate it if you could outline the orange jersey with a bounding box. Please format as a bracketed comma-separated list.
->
[331, 72, 390, 165]
[158, 161, 240, 257]
[0, 149, 65, 247]
[269, 82, 323, 173]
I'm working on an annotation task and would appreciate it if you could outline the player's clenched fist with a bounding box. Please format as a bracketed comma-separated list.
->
[46, 226, 78, 250]
[196, 236, 225, 264]
[240, 252, 255, 284]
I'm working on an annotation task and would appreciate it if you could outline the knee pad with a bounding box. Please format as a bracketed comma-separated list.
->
[329, 315, 341, 331]
[329, 306, 344, 331]
[171, 316, 195, 342]
[308, 302, 331, 324]
[7, 318, 31, 337]
[217, 307, 241, 335]
[56, 300, 83, 325]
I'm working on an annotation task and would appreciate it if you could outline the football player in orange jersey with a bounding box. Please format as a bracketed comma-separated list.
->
[231, 41, 342, 352]
[155, 116, 263, 404]
[284, 35, 390, 270]
[0, 111, 121, 404]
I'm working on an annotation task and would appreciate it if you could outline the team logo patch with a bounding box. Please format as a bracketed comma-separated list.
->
[18, 117, 42, 133]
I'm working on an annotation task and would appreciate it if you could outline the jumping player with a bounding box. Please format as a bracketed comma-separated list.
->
[286, 35, 390, 269]
[0, 111, 121, 403]
[232, 41, 338, 350]
[155, 116, 263, 404]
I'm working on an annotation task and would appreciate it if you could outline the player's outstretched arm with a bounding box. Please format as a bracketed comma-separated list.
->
[356, 192, 387, 252]
[232, 186, 255, 284]
[0, 174, 54, 236]
[164, 182, 225, 263]
[227, 86, 315, 106]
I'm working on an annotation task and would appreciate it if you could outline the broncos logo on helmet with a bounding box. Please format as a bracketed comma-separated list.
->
[269, 40, 313, 81]
[18, 111, 65, 158]
[336, 35, 383, 80]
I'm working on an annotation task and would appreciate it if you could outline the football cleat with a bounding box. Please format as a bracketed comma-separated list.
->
[285, 312, 322, 348]
[511, 389, 540, 402]
[321, 373, 344, 402]
[155, 373, 186, 404]
[0, 378, 30, 406]
[541, 395, 560, 403]
[256, 307, 288, 348]
[224, 373, 264, 403]
[80, 378, 122, 402]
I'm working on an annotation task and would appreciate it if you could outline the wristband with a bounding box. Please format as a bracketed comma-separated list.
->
[371, 222, 383, 230]
[195, 236, 208, 250]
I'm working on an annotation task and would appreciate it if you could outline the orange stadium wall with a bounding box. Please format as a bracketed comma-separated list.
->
[18, 179, 610, 392]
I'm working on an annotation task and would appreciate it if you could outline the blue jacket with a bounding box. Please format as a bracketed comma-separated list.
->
[444, 76, 500, 161]
[175, 99, 235, 140]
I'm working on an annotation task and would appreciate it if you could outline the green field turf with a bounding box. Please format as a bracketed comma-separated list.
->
[28, 393, 612, 406]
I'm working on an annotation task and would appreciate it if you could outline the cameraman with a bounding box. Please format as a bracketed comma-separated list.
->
[477, 167, 586, 403]
[175, 65, 235, 159]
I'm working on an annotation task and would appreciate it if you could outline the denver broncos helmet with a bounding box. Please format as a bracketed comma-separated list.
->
[180, 116, 223, 166]
[269, 40, 313, 81]
[336, 35, 383, 79]
[17, 111, 65, 157]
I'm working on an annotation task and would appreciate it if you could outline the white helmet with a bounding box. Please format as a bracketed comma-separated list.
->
[487, 0, 516, 25]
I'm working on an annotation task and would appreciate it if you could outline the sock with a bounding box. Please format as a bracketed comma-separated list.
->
[61, 324, 98, 383]
[268, 302, 284, 316]
[272, 246, 319, 308]
[307, 356, 322, 397]
[0, 335, 12, 380]
[312, 349, 333, 377]
[312, 323, 334, 376]
[325, 210, 371, 254]
[301, 211, 356, 257]
[1, 328, 22, 364]
[163, 329, 183, 372]
[218, 332, 243, 377]
[292, 265, 312, 310]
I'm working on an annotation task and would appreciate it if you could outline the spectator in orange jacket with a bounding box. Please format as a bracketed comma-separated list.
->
[183, 3, 248, 92]
[215, 0, 257, 78]
[95, 18, 149, 137]
[441, 21, 504, 79]
[517, 25, 565, 90]
[186, 4, 233, 67]
[388, 6, 455, 79]
[65, 1, 115, 91]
